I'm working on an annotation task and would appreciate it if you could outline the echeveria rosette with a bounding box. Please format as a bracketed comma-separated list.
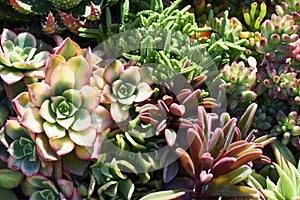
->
[12, 38, 113, 161]
[21, 174, 82, 200]
[101, 60, 154, 123]
[0, 29, 50, 85]
[0, 119, 52, 177]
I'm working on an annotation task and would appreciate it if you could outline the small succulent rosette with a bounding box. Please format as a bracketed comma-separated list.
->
[12, 38, 113, 161]
[0, 29, 50, 85]
[95, 60, 154, 123]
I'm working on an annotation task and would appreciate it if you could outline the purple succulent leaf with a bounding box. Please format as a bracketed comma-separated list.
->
[199, 170, 213, 183]
[120, 66, 141, 85]
[110, 102, 129, 123]
[39, 100, 56, 123]
[67, 56, 91, 89]
[53, 38, 81, 60]
[49, 135, 74, 156]
[69, 127, 96, 147]
[43, 122, 66, 139]
[230, 149, 262, 170]
[21, 108, 44, 133]
[1, 29, 17, 46]
[212, 157, 237, 177]
[0, 69, 24, 85]
[35, 134, 57, 161]
[175, 148, 195, 179]
[135, 82, 153, 102]
[104, 60, 124, 84]
[44, 55, 66, 85]
[91, 105, 113, 132]
[187, 127, 203, 172]
[50, 64, 75, 96]
[12, 92, 34, 117]
[80, 85, 98, 112]
[70, 109, 91, 131]
[14, 32, 36, 48]
[28, 82, 51, 107]
[207, 128, 223, 152]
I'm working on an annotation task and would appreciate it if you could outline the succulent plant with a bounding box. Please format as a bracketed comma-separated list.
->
[275, 0, 300, 25]
[270, 110, 300, 149]
[249, 141, 300, 200]
[0, 29, 50, 85]
[95, 60, 153, 123]
[12, 38, 113, 161]
[220, 60, 257, 110]
[256, 13, 299, 62]
[256, 61, 297, 100]
[141, 103, 275, 199]
[21, 174, 82, 200]
[243, 2, 268, 32]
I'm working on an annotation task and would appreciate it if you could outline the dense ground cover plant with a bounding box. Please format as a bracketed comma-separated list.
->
[0, 0, 299, 199]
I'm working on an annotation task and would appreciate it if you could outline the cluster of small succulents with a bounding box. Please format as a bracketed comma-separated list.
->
[0, 0, 300, 199]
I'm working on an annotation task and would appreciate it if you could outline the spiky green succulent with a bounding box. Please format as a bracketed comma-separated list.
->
[0, 29, 49, 85]
[12, 38, 113, 161]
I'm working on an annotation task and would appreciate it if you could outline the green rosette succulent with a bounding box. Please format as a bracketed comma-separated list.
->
[0, 29, 50, 85]
[12, 38, 113, 161]
[21, 174, 82, 200]
[98, 60, 154, 123]
[0, 119, 52, 177]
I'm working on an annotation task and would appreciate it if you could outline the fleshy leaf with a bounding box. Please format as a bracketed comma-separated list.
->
[0, 169, 24, 189]
[69, 127, 96, 147]
[43, 122, 66, 139]
[120, 66, 140, 85]
[50, 64, 75, 96]
[91, 105, 113, 132]
[39, 100, 56, 123]
[104, 60, 124, 84]
[28, 82, 51, 107]
[110, 102, 129, 123]
[135, 82, 153, 102]
[140, 190, 186, 200]
[21, 108, 44, 133]
[49, 135, 74, 156]
[66, 56, 91, 89]
[207, 186, 259, 198]
[175, 148, 195, 179]
[237, 103, 258, 137]
[14, 32, 36, 48]
[35, 134, 57, 161]
[118, 179, 135, 199]
[70, 109, 91, 131]
[0, 69, 24, 85]
[62, 152, 89, 176]
[53, 38, 81, 60]
[21, 156, 40, 177]
[165, 129, 177, 146]
[80, 85, 98, 111]
[45, 54, 66, 84]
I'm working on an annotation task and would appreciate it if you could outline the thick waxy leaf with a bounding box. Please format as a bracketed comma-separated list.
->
[53, 38, 81, 60]
[165, 129, 177, 146]
[140, 190, 186, 200]
[274, 162, 296, 199]
[50, 64, 75, 96]
[91, 105, 113, 132]
[5, 119, 28, 140]
[121, 67, 141, 85]
[21, 156, 40, 177]
[45, 55, 66, 84]
[35, 134, 57, 161]
[0, 69, 24, 85]
[62, 152, 89, 176]
[135, 82, 153, 102]
[67, 56, 91, 89]
[187, 127, 202, 172]
[0, 188, 19, 200]
[62, 89, 82, 108]
[110, 102, 129, 123]
[14, 32, 36, 48]
[0, 169, 24, 189]
[21, 108, 44, 133]
[39, 100, 56, 123]
[1, 29, 17, 44]
[237, 103, 257, 137]
[104, 60, 124, 84]
[49, 135, 74, 156]
[28, 82, 51, 107]
[206, 185, 259, 198]
[212, 157, 237, 177]
[175, 148, 195, 179]
[80, 85, 98, 111]
[163, 160, 179, 183]
[118, 179, 135, 199]
[57, 179, 74, 199]
[69, 127, 96, 147]
[43, 122, 66, 139]
[71, 109, 91, 131]
[230, 149, 262, 170]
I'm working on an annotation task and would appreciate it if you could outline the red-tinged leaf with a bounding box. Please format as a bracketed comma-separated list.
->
[43, 12, 59, 35]
[85, 2, 101, 21]
[215, 141, 248, 162]
[230, 149, 262, 170]
[165, 129, 177, 147]
[10, 0, 33, 14]
[237, 103, 258, 137]
[201, 153, 214, 170]
[59, 11, 86, 34]
[207, 128, 223, 152]
[199, 170, 213, 183]
[197, 106, 209, 133]
[175, 148, 195, 179]
[223, 118, 237, 151]
[206, 185, 259, 198]
[187, 127, 202, 172]
[211, 157, 236, 177]
[140, 190, 186, 200]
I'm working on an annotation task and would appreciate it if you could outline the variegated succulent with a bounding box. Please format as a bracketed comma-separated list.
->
[276, 0, 300, 25]
[95, 60, 153, 123]
[0, 29, 50, 85]
[12, 38, 113, 161]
